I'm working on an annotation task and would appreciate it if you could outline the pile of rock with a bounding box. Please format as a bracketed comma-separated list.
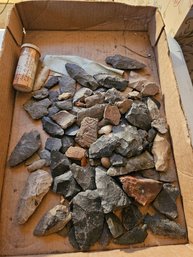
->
[9, 54, 186, 251]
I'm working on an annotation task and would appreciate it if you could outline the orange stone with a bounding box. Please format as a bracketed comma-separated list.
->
[65, 146, 86, 160]
[103, 105, 121, 125]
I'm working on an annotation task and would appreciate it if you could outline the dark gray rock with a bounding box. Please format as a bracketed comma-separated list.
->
[105, 54, 146, 70]
[144, 214, 187, 239]
[49, 90, 59, 102]
[45, 137, 62, 152]
[148, 128, 157, 142]
[66, 63, 98, 91]
[85, 93, 105, 108]
[94, 73, 128, 91]
[153, 183, 179, 219]
[9, 130, 41, 167]
[44, 76, 59, 89]
[98, 221, 112, 247]
[32, 88, 49, 100]
[95, 167, 130, 213]
[105, 213, 124, 238]
[89, 158, 101, 167]
[65, 124, 79, 136]
[70, 163, 96, 191]
[104, 88, 123, 104]
[110, 154, 127, 167]
[39, 149, 51, 166]
[24, 98, 52, 119]
[42, 116, 64, 137]
[114, 224, 148, 245]
[73, 87, 93, 103]
[48, 105, 60, 116]
[56, 99, 73, 111]
[50, 151, 71, 177]
[59, 75, 76, 95]
[68, 226, 80, 250]
[60, 136, 74, 153]
[122, 205, 144, 231]
[72, 190, 104, 250]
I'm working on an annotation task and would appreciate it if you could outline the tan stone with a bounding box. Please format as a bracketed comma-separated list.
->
[27, 159, 46, 172]
[128, 91, 141, 99]
[101, 157, 111, 169]
[65, 146, 87, 160]
[98, 125, 112, 135]
[103, 105, 121, 125]
[25, 153, 40, 166]
[115, 99, 132, 114]
[141, 82, 159, 96]
[58, 92, 72, 100]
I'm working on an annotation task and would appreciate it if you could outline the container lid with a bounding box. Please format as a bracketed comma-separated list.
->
[21, 43, 41, 56]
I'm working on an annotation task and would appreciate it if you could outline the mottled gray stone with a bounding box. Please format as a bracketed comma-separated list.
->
[56, 99, 73, 111]
[65, 124, 79, 136]
[24, 98, 51, 119]
[42, 116, 64, 137]
[44, 76, 59, 89]
[73, 87, 93, 103]
[32, 88, 49, 100]
[105, 213, 124, 238]
[39, 149, 51, 166]
[98, 221, 112, 247]
[48, 105, 60, 116]
[104, 88, 123, 104]
[49, 90, 59, 102]
[122, 205, 144, 231]
[110, 154, 127, 167]
[45, 137, 62, 152]
[59, 75, 76, 95]
[60, 136, 74, 153]
[151, 117, 168, 134]
[50, 151, 71, 177]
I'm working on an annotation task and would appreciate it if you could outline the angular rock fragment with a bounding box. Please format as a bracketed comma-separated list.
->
[105, 54, 146, 70]
[73, 87, 93, 103]
[32, 88, 49, 100]
[103, 105, 121, 125]
[23, 98, 51, 119]
[44, 76, 59, 89]
[151, 117, 168, 134]
[98, 125, 112, 135]
[152, 134, 170, 172]
[104, 88, 123, 104]
[50, 151, 71, 177]
[98, 221, 112, 247]
[94, 73, 128, 91]
[153, 183, 179, 219]
[144, 214, 186, 239]
[45, 137, 62, 152]
[66, 63, 98, 90]
[48, 105, 60, 116]
[39, 149, 51, 166]
[114, 224, 148, 245]
[59, 75, 76, 95]
[107, 151, 155, 176]
[17, 170, 52, 224]
[89, 134, 120, 159]
[141, 169, 160, 181]
[56, 99, 73, 111]
[58, 92, 72, 100]
[34, 204, 72, 236]
[147, 97, 160, 120]
[60, 136, 74, 153]
[105, 213, 124, 238]
[66, 146, 87, 160]
[65, 124, 79, 136]
[95, 167, 130, 213]
[141, 82, 159, 96]
[72, 190, 104, 250]
[77, 104, 106, 125]
[119, 176, 162, 206]
[42, 117, 64, 137]
[70, 163, 96, 191]
[115, 99, 132, 114]
[125, 101, 152, 130]
[51, 110, 76, 129]
[52, 171, 81, 198]
[75, 117, 98, 148]
[9, 130, 41, 167]
[27, 159, 46, 172]
[85, 92, 105, 107]
[122, 205, 143, 230]
[49, 90, 59, 102]
[110, 154, 127, 167]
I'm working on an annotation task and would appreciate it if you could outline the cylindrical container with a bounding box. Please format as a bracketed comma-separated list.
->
[13, 43, 41, 92]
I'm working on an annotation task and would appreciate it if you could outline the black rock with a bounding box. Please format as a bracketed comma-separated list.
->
[9, 130, 41, 167]
[144, 214, 186, 239]
[68, 226, 80, 250]
[32, 88, 49, 100]
[48, 105, 60, 116]
[98, 220, 112, 247]
[23, 98, 52, 119]
[44, 76, 59, 89]
[45, 137, 62, 152]
[70, 163, 96, 191]
[110, 154, 127, 167]
[65, 124, 79, 136]
[60, 136, 75, 153]
[105, 213, 124, 238]
[147, 128, 157, 142]
[105, 54, 146, 70]
[52, 171, 81, 198]
[114, 224, 148, 245]
[50, 151, 71, 177]
[104, 88, 123, 104]
[122, 205, 143, 231]
[72, 190, 104, 251]
[66, 63, 98, 91]
[39, 149, 51, 166]
[48, 90, 59, 102]
[153, 183, 179, 219]
[56, 99, 73, 111]
[59, 75, 76, 95]
[42, 116, 64, 137]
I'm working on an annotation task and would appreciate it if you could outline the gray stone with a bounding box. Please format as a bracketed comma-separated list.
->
[144, 214, 186, 239]
[34, 204, 72, 236]
[32, 88, 49, 100]
[73, 87, 93, 103]
[59, 75, 76, 95]
[42, 116, 64, 137]
[107, 151, 155, 176]
[56, 99, 73, 111]
[60, 136, 74, 153]
[89, 158, 101, 167]
[39, 149, 51, 166]
[147, 128, 157, 143]
[24, 98, 52, 119]
[68, 226, 80, 250]
[85, 93, 105, 107]
[9, 130, 41, 167]
[104, 88, 123, 104]
[70, 163, 96, 191]
[48, 105, 60, 116]
[51, 110, 76, 129]
[147, 97, 160, 120]
[50, 151, 71, 177]
[45, 137, 62, 152]
[151, 117, 168, 134]
[66, 63, 98, 90]
[95, 167, 130, 213]
[17, 170, 53, 224]
[105, 213, 124, 238]
[110, 154, 127, 167]
[72, 190, 104, 250]
[98, 221, 112, 247]
[44, 76, 59, 89]
[65, 124, 79, 136]
[125, 101, 152, 130]
[49, 90, 59, 102]
[105, 54, 146, 70]
[122, 205, 144, 231]
[27, 159, 46, 172]
[153, 183, 179, 219]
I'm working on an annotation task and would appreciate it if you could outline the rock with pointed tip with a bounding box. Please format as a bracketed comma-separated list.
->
[51, 110, 76, 129]
[24, 98, 52, 119]
[42, 116, 64, 137]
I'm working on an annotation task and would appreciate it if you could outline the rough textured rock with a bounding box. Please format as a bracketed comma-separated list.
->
[73, 87, 93, 103]
[105, 54, 146, 70]
[98, 221, 112, 247]
[119, 175, 162, 206]
[65, 124, 79, 136]
[115, 99, 132, 114]
[122, 205, 144, 230]
[107, 151, 155, 176]
[66, 146, 87, 160]
[42, 116, 64, 137]
[95, 167, 130, 213]
[141, 169, 160, 181]
[104, 88, 123, 104]
[89, 134, 120, 158]
[103, 105, 121, 125]
[32, 88, 49, 100]
[141, 82, 159, 96]
[34, 204, 72, 236]
[39, 149, 51, 166]
[58, 92, 72, 100]
[59, 75, 76, 95]
[77, 104, 106, 125]
[75, 117, 98, 148]
[50, 151, 71, 177]
[44, 76, 59, 89]
[153, 183, 179, 219]
[56, 99, 73, 111]
[17, 170, 52, 224]
[105, 213, 124, 238]
[9, 130, 41, 167]
[144, 214, 186, 239]
[151, 117, 168, 134]
[72, 190, 104, 250]
[128, 90, 141, 100]
[125, 101, 152, 130]
[152, 134, 171, 172]
[52, 171, 81, 198]
[48, 105, 60, 116]
[110, 154, 127, 167]
[49, 90, 59, 102]
[98, 125, 113, 135]
[51, 110, 76, 129]
[114, 224, 148, 245]
[94, 73, 128, 91]
[60, 136, 74, 153]
[66, 63, 98, 90]
[85, 93, 105, 107]
[147, 97, 160, 120]
[24, 98, 52, 119]
[70, 163, 96, 191]
[45, 137, 62, 152]
[27, 159, 46, 172]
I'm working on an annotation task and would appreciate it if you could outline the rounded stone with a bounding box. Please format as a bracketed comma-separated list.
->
[101, 157, 111, 169]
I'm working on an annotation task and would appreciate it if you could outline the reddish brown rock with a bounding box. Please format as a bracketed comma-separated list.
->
[115, 99, 132, 114]
[141, 82, 159, 96]
[104, 105, 121, 125]
[119, 175, 162, 206]
[65, 146, 87, 160]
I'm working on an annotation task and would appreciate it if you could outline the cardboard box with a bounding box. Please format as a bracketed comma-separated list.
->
[0, 1, 193, 256]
